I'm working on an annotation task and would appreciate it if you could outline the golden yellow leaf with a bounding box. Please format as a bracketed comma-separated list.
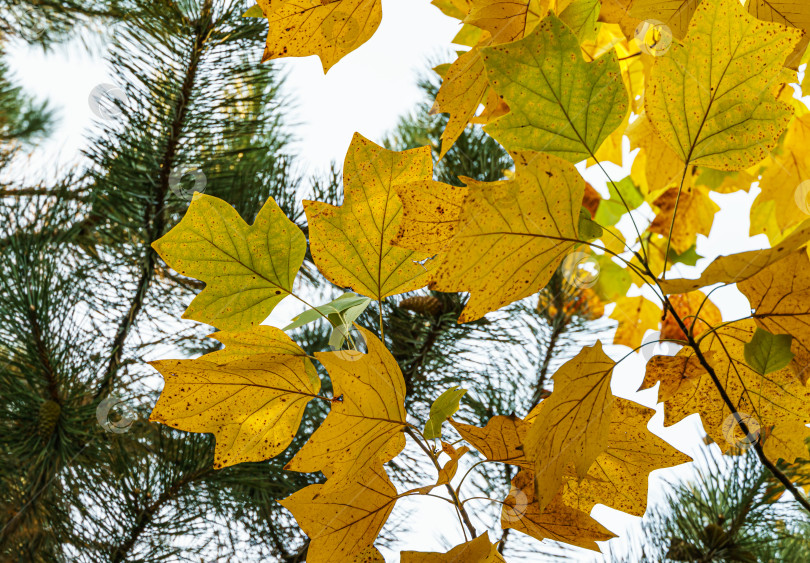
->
[393, 152, 584, 323]
[746, 0, 810, 69]
[465, 0, 545, 43]
[502, 469, 615, 551]
[561, 398, 692, 516]
[432, 0, 473, 20]
[450, 414, 531, 468]
[626, 113, 686, 196]
[437, 445, 470, 486]
[258, 0, 382, 73]
[761, 421, 810, 463]
[640, 353, 711, 426]
[738, 250, 810, 381]
[643, 319, 810, 458]
[660, 291, 722, 341]
[523, 342, 615, 510]
[610, 295, 662, 349]
[750, 113, 810, 238]
[205, 325, 308, 362]
[304, 134, 433, 301]
[629, 0, 701, 40]
[401, 534, 505, 562]
[279, 462, 398, 563]
[649, 185, 719, 254]
[149, 327, 319, 469]
[645, 0, 802, 170]
[658, 218, 810, 294]
[482, 13, 629, 163]
[152, 194, 306, 331]
[285, 326, 407, 488]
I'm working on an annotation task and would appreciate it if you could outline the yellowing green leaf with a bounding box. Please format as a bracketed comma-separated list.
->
[424, 386, 467, 439]
[659, 218, 810, 294]
[746, 0, 810, 69]
[503, 469, 615, 551]
[152, 194, 305, 331]
[280, 462, 397, 563]
[524, 342, 615, 510]
[744, 327, 795, 375]
[482, 13, 629, 163]
[304, 134, 433, 301]
[285, 326, 407, 489]
[394, 152, 584, 323]
[629, 0, 701, 40]
[401, 534, 505, 562]
[149, 326, 319, 469]
[450, 414, 531, 468]
[645, 0, 802, 170]
[258, 0, 382, 73]
[561, 398, 692, 516]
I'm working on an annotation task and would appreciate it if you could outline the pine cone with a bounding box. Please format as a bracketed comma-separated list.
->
[38, 400, 61, 440]
[399, 296, 443, 317]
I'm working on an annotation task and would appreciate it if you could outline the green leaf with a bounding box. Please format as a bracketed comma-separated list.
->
[424, 386, 467, 440]
[152, 194, 306, 331]
[594, 257, 631, 301]
[645, 0, 802, 170]
[578, 207, 603, 241]
[283, 293, 372, 331]
[744, 328, 795, 375]
[482, 13, 628, 163]
[242, 4, 264, 17]
[558, 0, 601, 42]
[669, 245, 702, 267]
[594, 177, 644, 227]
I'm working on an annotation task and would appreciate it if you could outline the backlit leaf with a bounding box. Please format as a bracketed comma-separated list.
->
[744, 327, 795, 375]
[401, 534, 505, 562]
[424, 386, 467, 439]
[152, 194, 306, 330]
[746, 0, 810, 69]
[450, 414, 531, 468]
[610, 295, 662, 349]
[645, 0, 802, 170]
[305, 134, 433, 301]
[482, 13, 629, 163]
[394, 152, 584, 323]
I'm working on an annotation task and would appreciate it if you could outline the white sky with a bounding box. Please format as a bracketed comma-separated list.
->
[4, 2, 794, 561]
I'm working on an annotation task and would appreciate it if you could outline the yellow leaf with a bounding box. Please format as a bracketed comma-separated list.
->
[149, 326, 319, 469]
[658, 218, 810, 294]
[152, 194, 305, 331]
[640, 353, 709, 424]
[746, 0, 810, 69]
[626, 113, 686, 196]
[393, 152, 584, 323]
[610, 295, 662, 349]
[482, 13, 628, 163]
[432, 0, 473, 20]
[645, 0, 802, 170]
[285, 326, 407, 489]
[258, 0, 382, 73]
[561, 398, 692, 516]
[450, 414, 531, 468]
[304, 134, 433, 301]
[643, 319, 810, 458]
[279, 462, 398, 563]
[465, 0, 546, 43]
[660, 290, 722, 341]
[401, 534, 505, 562]
[738, 250, 810, 382]
[629, 0, 701, 40]
[205, 325, 308, 362]
[750, 113, 810, 237]
[502, 469, 615, 551]
[649, 185, 719, 254]
[523, 342, 615, 510]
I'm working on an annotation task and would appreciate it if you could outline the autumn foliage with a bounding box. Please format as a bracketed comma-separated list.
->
[149, 0, 810, 559]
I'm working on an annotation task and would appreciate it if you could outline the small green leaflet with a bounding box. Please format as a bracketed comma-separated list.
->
[283, 293, 372, 331]
[424, 386, 467, 440]
[578, 208, 603, 242]
[744, 328, 794, 375]
[594, 177, 644, 227]
[242, 4, 263, 17]
[594, 257, 631, 301]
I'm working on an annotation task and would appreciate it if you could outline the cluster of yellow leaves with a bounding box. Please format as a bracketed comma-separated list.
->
[145, 0, 810, 559]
